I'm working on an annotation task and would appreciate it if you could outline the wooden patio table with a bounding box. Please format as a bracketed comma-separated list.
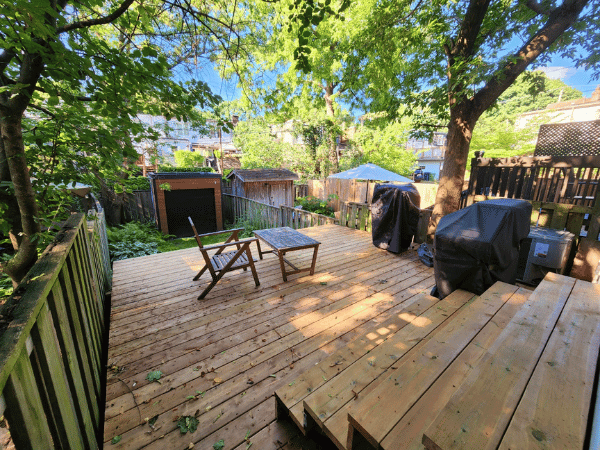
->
[253, 226, 320, 281]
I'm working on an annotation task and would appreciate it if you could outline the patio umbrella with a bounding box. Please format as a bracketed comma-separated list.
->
[328, 163, 412, 183]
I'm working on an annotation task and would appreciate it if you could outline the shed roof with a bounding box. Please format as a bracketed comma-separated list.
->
[226, 169, 299, 182]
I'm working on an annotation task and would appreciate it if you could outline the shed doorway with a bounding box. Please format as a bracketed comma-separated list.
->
[164, 189, 217, 238]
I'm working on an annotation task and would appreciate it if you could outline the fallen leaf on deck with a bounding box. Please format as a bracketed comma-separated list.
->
[111, 435, 121, 445]
[146, 370, 163, 383]
[213, 410, 223, 423]
[177, 416, 199, 434]
[213, 439, 225, 450]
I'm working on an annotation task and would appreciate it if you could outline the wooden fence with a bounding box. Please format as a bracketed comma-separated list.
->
[307, 178, 438, 209]
[223, 194, 430, 243]
[467, 155, 600, 207]
[465, 155, 600, 282]
[123, 190, 154, 223]
[0, 212, 111, 449]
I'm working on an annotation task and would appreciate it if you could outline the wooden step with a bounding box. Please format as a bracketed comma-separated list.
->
[420, 273, 575, 450]
[274, 290, 443, 431]
[497, 278, 600, 450]
[333, 282, 519, 450]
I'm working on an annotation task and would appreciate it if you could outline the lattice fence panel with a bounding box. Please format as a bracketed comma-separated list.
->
[534, 120, 600, 156]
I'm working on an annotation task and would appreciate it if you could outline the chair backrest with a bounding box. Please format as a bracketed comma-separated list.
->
[188, 217, 204, 249]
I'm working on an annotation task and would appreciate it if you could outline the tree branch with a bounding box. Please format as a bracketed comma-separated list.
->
[473, 0, 589, 115]
[28, 103, 55, 118]
[526, 0, 555, 15]
[57, 0, 135, 34]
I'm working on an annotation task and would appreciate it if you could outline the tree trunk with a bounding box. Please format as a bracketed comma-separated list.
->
[427, 104, 477, 240]
[0, 112, 41, 286]
[324, 83, 339, 174]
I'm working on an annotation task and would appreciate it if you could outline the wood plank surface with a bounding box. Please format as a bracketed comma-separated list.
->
[421, 273, 575, 450]
[378, 287, 531, 450]
[300, 289, 478, 447]
[498, 279, 600, 450]
[104, 225, 435, 449]
[345, 282, 518, 450]
[275, 291, 442, 429]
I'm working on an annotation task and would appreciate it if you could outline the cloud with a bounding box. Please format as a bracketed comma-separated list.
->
[536, 66, 577, 80]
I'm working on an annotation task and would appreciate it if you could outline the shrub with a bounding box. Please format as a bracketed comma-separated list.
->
[156, 166, 214, 173]
[107, 222, 168, 261]
[295, 195, 336, 217]
[227, 214, 265, 238]
[121, 176, 150, 191]
[0, 273, 12, 303]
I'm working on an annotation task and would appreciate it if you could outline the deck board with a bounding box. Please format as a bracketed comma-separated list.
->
[104, 224, 435, 449]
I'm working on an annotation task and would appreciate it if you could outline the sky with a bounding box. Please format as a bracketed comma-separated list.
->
[537, 60, 599, 97]
[192, 51, 600, 114]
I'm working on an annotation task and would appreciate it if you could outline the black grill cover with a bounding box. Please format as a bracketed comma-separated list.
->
[371, 184, 421, 253]
[433, 199, 532, 299]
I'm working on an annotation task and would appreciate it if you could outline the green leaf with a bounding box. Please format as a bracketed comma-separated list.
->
[177, 415, 199, 434]
[146, 370, 163, 383]
[213, 439, 225, 450]
[111, 435, 122, 444]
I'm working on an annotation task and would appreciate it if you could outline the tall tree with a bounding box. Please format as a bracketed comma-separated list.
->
[0, 0, 237, 285]
[223, 0, 401, 175]
[427, 0, 594, 237]
[469, 71, 584, 159]
[332, 0, 595, 237]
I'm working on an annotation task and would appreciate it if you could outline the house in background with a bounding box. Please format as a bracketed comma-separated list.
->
[134, 115, 241, 173]
[226, 169, 299, 207]
[517, 85, 600, 128]
[405, 132, 447, 181]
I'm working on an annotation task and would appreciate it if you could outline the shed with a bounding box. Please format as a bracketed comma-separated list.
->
[226, 169, 299, 207]
[148, 172, 222, 238]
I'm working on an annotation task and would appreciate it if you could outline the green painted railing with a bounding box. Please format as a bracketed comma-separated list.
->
[0, 212, 111, 449]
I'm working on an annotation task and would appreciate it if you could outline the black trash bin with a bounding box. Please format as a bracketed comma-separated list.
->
[433, 198, 532, 299]
[371, 184, 421, 253]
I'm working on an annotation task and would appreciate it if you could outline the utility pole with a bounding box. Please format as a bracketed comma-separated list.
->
[219, 127, 224, 174]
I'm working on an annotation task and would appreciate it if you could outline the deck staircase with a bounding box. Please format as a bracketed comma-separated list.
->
[275, 273, 600, 450]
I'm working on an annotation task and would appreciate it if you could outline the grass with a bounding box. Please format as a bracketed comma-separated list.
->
[157, 234, 224, 253]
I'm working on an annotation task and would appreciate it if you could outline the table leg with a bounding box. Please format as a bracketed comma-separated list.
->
[278, 250, 288, 282]
[255, 239, 263, 260]
[310, 244, 319, 275]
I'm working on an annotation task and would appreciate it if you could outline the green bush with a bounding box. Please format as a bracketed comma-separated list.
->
[107, 222, 168, 261]
[121, 176, 150, 191]
[173, 150, 206, 168]
[157, 166, 214, 173]
[295, 195, 336, 217]
[0, 273, 12, 302]
[227, 214, 265, 238]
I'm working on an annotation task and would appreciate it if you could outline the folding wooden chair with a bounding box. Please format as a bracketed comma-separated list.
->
[188, 217, 260, 299]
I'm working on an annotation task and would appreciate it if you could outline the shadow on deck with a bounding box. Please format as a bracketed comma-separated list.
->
[103, 224, 435, 449]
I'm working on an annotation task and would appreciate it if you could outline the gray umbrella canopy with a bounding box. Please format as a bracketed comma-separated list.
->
[328, 163, 412, 183]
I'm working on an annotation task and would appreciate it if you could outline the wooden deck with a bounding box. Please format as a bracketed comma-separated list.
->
[104, 224, 436, 449]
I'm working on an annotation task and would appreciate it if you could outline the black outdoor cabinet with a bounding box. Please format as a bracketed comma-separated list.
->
[371, 184, 421, 253]
[433, 198, 532, 299]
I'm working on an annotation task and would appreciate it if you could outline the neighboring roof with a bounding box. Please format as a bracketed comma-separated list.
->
[328, 163, 412, 183]
[226, 169, 299, 182]
[223, 156, 242, 171]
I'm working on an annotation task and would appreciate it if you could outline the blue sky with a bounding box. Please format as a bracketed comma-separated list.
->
[193, 55, 599, 113]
